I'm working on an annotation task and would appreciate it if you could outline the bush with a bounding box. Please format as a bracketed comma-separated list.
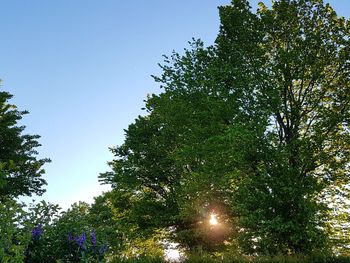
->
[0, 199, 31, 263]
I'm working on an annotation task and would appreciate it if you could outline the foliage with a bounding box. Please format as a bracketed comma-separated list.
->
[108, 254, 350, 263]
[1, 0, 350, 261]
[23, 201, 109, 262]
[42, 201, 108, 262]
[88, 192, 124, 260]
[0, 90, 50, 199]
[110, 257, 165, 263]
[90, 191, 165, 260]
[0, 199, 31, 263]
[24, 200, 61, 262]
[101, 0, 350, 257]
[99, 40, 243, 253]
[216, 0, 350, 254]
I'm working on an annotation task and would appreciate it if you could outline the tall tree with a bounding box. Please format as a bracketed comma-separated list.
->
[216, 0, 350, 254]
[0, 90, 50, 199]
[100, 41, 243, 253]
[102, 0, 350, 256]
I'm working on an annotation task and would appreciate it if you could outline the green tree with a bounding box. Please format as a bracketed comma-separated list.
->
[100, 41, 245, 254]
[215, 0, 350, 254]
[101, 0, 350, 257]
[0, 90, 50, 199]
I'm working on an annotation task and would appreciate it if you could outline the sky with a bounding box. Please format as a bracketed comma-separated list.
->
[0, 0, 349, 210]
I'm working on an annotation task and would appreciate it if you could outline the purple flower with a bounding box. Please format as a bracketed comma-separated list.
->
[31, 225, 43, 239]
[75, 232, 86, 249]
[90, 230, 97, 246]
[68, 233, 74, 242]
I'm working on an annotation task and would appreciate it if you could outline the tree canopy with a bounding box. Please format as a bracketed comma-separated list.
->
[100, 0, 350, 256]
[0, 90, 49, 200]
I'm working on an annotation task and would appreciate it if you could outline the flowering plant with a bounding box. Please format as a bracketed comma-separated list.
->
[67, 230, 108, 263]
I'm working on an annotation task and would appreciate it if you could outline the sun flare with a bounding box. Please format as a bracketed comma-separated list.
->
[209, 213, 218, 226]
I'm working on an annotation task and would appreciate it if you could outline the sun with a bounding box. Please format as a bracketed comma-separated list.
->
[209, 213, 218, 226]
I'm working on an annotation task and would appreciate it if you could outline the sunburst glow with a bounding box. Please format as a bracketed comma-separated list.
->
[209, 213, 218, 226]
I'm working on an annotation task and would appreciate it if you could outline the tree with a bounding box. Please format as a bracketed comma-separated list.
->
[0, 90, 50, 199]
[101, 0, 350, 256]
[215, 0, 350, 254]
[100, 40, 244, 254]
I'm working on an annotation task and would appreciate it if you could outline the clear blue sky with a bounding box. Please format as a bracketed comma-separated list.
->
[0, 0, 348, 210]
